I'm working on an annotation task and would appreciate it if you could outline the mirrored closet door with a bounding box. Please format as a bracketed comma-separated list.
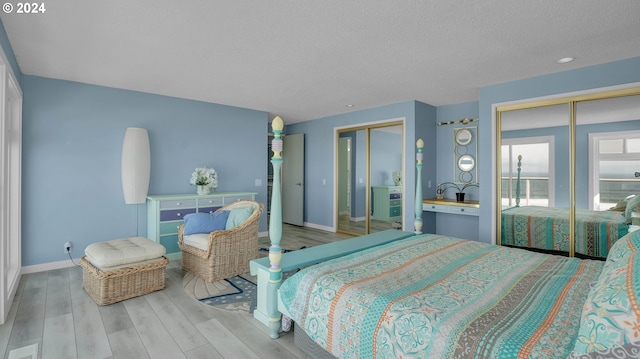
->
[497, 87, 640, 258]
[337, 122, 404, 235]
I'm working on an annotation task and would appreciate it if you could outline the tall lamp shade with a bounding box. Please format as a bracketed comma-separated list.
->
[121, 127, 151, 204]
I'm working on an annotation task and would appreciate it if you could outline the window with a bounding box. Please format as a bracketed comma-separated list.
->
[589, 131, 640, 210]
[501, 136, 554, 208]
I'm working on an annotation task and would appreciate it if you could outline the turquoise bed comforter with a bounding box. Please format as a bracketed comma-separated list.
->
[279, 234, 604, 359]
[501, 206, 629, 258]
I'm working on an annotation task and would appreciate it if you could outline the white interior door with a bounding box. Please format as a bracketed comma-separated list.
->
[0, 60, 22, 325]
[282, 134, 304, 226]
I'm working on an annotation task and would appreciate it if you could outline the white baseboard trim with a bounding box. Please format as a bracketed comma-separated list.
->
[22, 259, 79, 274]
[303, 222, 335, 232]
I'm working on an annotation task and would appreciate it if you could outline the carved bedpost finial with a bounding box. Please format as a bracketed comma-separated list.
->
[415, 139, 424, 234]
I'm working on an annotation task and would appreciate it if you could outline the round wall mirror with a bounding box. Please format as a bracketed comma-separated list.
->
[458, 154, 475, 172]
[455, 129, 472, 145]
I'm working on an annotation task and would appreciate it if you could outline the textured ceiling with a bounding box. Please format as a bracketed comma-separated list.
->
[2, 1, 640, 123]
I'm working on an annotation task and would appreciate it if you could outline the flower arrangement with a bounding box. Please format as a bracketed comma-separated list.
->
[393, 171, 402, 185]
[190, 167, 218, 189]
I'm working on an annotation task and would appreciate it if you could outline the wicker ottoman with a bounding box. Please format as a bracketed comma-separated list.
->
[80, 237, 169, 305]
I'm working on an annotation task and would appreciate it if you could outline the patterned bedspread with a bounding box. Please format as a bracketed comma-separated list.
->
[501, 206, 629, 258]
[279, 234, 604, 359]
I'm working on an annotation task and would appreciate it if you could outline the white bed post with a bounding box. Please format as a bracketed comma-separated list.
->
[415, 139, 424, 234]
[515, 154, 522, 208]
[266, 116, 284, 338]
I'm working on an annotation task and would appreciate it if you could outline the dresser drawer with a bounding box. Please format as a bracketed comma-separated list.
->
[160, 208, 196, 221]
[160, 199, 197, 209]
[390, 199, 402, 207]
[388, 187, 401, 194]
[224, 195, 254, 203]
[448, 206, 479, 216]
[389, 193, 401, 200]
[198, 197, 224, 207]
[199, 206, 222, 214]
[423, 204, 447, 213]
[390, 206, 402, 217]
[160, 221, 182, 235]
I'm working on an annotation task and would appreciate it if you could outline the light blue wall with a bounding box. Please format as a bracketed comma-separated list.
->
[287, 101, 437, 233]
[22, 76, 268, 266]
[478, 56, 640, 244]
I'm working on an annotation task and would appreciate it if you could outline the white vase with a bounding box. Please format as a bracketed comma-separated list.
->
[197, 185, 210, 195]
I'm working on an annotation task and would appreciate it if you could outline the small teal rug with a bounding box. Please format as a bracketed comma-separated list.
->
[199, 275, 258, 313]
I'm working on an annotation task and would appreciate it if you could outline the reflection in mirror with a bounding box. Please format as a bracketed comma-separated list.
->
[576, 94, 640, 211]
[370, 125, 403, 233]
[500, 104, 569, 210]
[498, 87, 640, 259]
[337, 130, 366, 235]
[499, 103, 571, 254]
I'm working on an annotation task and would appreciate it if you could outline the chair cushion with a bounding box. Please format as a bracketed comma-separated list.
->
[183, 233, 210, 251]
[183, 211, 230, 235]
[225, 206, 254, 230]
[85, 237, 165, 268]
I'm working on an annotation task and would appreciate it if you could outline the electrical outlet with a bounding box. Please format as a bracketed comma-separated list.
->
[64, 241, 71, 254]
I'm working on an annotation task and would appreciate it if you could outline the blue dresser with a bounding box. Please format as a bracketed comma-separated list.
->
[147, 192, 257, 255]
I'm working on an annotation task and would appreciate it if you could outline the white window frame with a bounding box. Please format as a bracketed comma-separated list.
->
[501, 135, 555, 207]
[588, 130, 640, 210]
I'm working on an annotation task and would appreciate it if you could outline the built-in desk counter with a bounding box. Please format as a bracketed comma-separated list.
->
[422, 198, 480, 216]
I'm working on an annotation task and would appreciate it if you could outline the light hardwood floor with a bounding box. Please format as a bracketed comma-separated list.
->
[0, 224, 354, 359]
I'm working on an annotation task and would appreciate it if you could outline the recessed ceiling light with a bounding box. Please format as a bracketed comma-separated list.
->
[557, 57, 575, 64]
[346, 104, 354, 108]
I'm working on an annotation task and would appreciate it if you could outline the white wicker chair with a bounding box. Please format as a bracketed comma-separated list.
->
[178, 200, 263, 282]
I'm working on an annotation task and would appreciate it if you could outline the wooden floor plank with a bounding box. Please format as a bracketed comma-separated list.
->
[42, 313, 76, 359]
[98, 302, 134, 335]
[144, 290, 208, 352]
[72, 295, 112, 359]
[123, 297, 187, 359]
[108, 327, 150, 359]
[204, 307, 303, 359]
[195, 317, 260, 359]
[184, 343, 224, 359]
[44, 268, 71, 319]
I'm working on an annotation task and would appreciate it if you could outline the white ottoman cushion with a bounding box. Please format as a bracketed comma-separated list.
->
[85, 237, 165, 268]
[183, 233, 210, 251]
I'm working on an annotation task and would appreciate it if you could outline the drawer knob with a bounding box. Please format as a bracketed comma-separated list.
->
[432, 206, 435, 209]
[177, 213, 182, 217]
[461, 208, 465, 212]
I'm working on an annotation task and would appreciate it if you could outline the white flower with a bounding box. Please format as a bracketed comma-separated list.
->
[393, 170, 402, 184]
[190, 167, 218, 189]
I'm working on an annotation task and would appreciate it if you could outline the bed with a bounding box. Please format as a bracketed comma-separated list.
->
[500, 156, 633, 258]
[251, 118, 640, 358]
[501, 205, 629, 258]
